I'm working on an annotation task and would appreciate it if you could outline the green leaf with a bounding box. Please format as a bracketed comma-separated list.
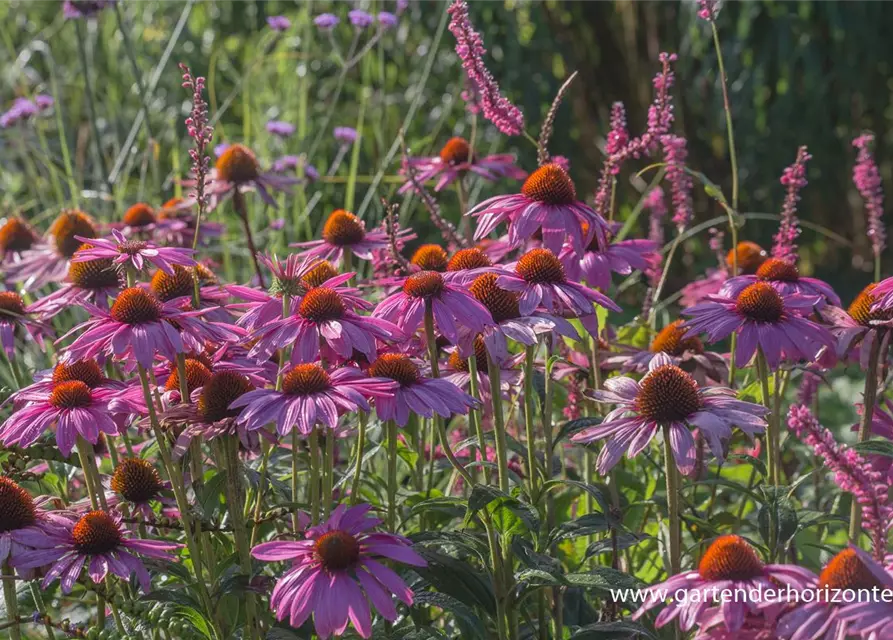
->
[758, 486, 799, 551]
[549, 513, 612, 545]
[175, 605, 214, 639]
[554, 417, 602, 449]
[615, 322, 651, 349]
[542, 479, 611, 514]
[853, 439, 893, 458]
[565, 568, 644, 593]
[464, 485, 540, 534]
[413, 549, 496, 615]
[738, 377, 774, 403]
[413, 591, 486, 640]
[583, 533, 651, 561]
[569, 620, 659, 639]
[796, 510, 848, 531]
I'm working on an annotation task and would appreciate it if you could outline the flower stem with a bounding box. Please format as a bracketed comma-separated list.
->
[308, 428, 320, 526]
[523, 345, 540, 501]
[387, 419, 399, 530]
[74, 20, 113, 195]
[2, 563, 21, 640]
[28, 581, 55, 640]
[467, 354, 486, 484]
[850, 334, 883, 540]
[755, 349, 777, 485]
[75, 437, 106, 510]
[291, 429, 301, 529]
[711, 22, 739, 214]
[233, 189, 266, 288]
[649, 232, 683, 328]
[350, 411, 368, 505]
[323, 429, 334, 519]
[486, 354, 510, 493]
[662, 425, 681, 574]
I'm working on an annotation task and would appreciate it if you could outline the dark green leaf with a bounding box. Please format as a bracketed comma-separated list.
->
[413, 591, 486, 640]
[758, 486, 799, 551]
[413, 549, 496, 615]
[549, 513, 612, 545]
[583, 533, 651, 561]
[570, 620, 658, 639]
[554, 417, 602, 449]
[853, 439, 893, 458]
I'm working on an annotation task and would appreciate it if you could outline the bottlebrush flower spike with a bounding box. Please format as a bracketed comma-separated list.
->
[772, 146, 811, 264]
[662, 135, 693, 230]
[448, 0, 524, 136]
[787, 403, 892, 560]
[853, 132, 886, 260]
[180, 64, 214, 220]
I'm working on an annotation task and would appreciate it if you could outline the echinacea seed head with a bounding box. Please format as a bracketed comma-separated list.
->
[818, 549, 882, 592]
[110, 288, 163, 325]
[0, 291, 26, 318]
[302, 261, 339, 289]
[69, 246, 120, 290]
[650, 320, 703, 356]
[634, 364, 701, 423]
[49, 380, 93, 409]
[299, 287, 346, 322]
[735, 282, 784, 323]
[49, 210, 98, 258]
[122, 203, 157, 228]
[0, 216, 39, 254]
[0, 477, 37, 533]
[322, 210, 366, 247]
[150, 265, 216, 302]
[164, 359, 212, 394]
[756, 257, 799, 282]
[447, 248, 492, 272]
[469, 273, 519, 322]
[847, 284, 892, 327]
[516, 248, 565, 284]
[52, 360, 103, 389]
[314, 529, 360, 571]
[282, 363, 332, 396]
[215, 144, 259, 184]
[403, 271, 445, 299]
[72, 511, 122, 555]
[439, 137, 473, 165]
[410, 245, 449, 272]
[727, 241, 768, 275]
[368, 353, 420, 387]
[521, 163, 576, 205]
[698, 535, 764, 581]
[197, 371, 253, 423]
[110, 458, 164, 504]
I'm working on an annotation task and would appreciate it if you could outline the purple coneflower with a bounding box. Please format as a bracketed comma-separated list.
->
[314, 13, 340, 30]
[114, 203, 186, 239]
[367, 353, 478, 426]
[0, 291, 49, 358]
[248, 285, 403, 365]
[442, 336, 521, 412]
[5, 209, 98, 291]
[469, 163, 610, 255]
[374, 271, 493, 353]
[559, 228, 659, 291]
[28, 246, 122, 321]
[399, 137, 525, 193]
[105, 458, 174, 520]
[719, 257, 840, 308]
[252, 503, 426, 639]
[496, 248, 620, 317]
[148, 263, 233, 325]
[572, 353, 766, 475]
[266, 120, 296, 138]
[0, 216, 40, 264]
[820, 283, 892, 369]
[0, 478, 72, 569]
[233, 363, 397, 436]
[73, 228, 196, 275]
[60, 287, 238, 369]
[12, 510, 180, 593]
[156, 197, 224, 247]
[631, 535, 812, 634]
[682, 282, 834, 369]
[201, 143, 298, 209]
[680, 241, 769, 306]
[266, 15, 291, 31]
[292, 209, 415, 265]
[775, 547, 893, 640]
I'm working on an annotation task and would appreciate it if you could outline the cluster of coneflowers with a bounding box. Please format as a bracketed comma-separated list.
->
[1, 2, 892, 640]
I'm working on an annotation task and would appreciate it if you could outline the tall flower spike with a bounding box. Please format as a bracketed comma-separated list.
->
[853, 132, 886, 260]
[662, 135, 693, 230]
[772, 146, 811, 264]
[180, 64, 214, 222]
[787, 404, 892, 560]
[448, 0, 524, 136]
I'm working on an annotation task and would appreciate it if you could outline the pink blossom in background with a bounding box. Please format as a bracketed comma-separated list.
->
[853, 132, 886, 258]
[772, 146, 811, 264]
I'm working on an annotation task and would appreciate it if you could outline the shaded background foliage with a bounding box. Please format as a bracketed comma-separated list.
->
[1, 0, 891, 297]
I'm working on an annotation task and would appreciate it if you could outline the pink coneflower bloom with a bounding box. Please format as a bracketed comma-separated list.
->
[866, 275, 893, 314]
[6, 359, 126, 411]
[12, 510, 180, 593]
[374, 271, 493, 353]
[112, 203, 186, 239]
[631, 535, 812, 635]
[73, 229, 196, 276]
[572, 353, 767, 475]
[200, 143, 298, 209]
[468, 272, 579, 364]
[156, 197, 224, 247]
[5, 209, 98, 291]
[719, 257, 839, 308]
[0, 216, 40, 264]
[104, 457, 174, 520]
[60, 287, 238, 369]
[693, 609, 779, 640]
[252, 503, 426, 639]
[680, 241, 769, 307]
[399, 137, 525, 194]
[776, 547, 893, 640]
[148, 263, 234, 325]
[0, 477, 72, 569]
[603, 320, 728, 384]
[441, 247, 499, 285]
[442, 336, 521, 412]
[559, 229, 659, 291]
[469, 163, 610, 256]
[367, 353, 478, 426]
[0, 291, 49, 358]
[28, 245, 122, 321]
[496, 248, 620, 317]
[248, 285, 402, 365]
[292, 209, 415, 265]
[0, 376, 123, 455]
[820, 283, 892, 369]
[233, 363, 396, 437]
[682, 282, 834, 370]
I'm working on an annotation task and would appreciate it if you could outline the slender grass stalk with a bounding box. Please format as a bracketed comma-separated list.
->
[113, 4, 155, 142]
[233, 190, 266, 288]
[74, 20, 112, 195]
[662, 425, 681, 574]
[711, 22, 739, 214]
[850, 335, 883, 540]
[351, 411, 368, 505]
[649, 232, 683, 328]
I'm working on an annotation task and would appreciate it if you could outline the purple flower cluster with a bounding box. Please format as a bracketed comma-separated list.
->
[334, 127, 358, 145]
[853, 132, 886, 258]
[1, 95, 53, 128]
[772, 146, 811, 264]
[314, 13, 339, 30]
[787, 403, 892, 560]
[266, 15, 291, 32]
[662, 135, 694, 230]
[605, 102, 629, 157]
[180, 64, 214, 217]
[697, 0, 720, 21]
[447, 0, 524, 136]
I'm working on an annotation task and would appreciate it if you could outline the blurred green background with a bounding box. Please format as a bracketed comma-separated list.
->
[1, 0, 890, 300]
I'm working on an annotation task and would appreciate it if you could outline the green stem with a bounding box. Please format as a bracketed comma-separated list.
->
[323, 429, 334, 519]
[523, 345, 540, 501]
[28, 581, 56, 639]
[387, 419, 399, 530]
[662, 425, 681, 574]
[350, 412, 368, 505]
[649, 233, 683, 328]
[486, 354, 510, 493]
[75, 437, 106, 510]
[850, 334, 883, 540]
[467, 354, 486, 484]
[2, 563, 21, 640]
[233, 190, 266, 288]
[309, 429, 320, 526]
[74, 20, 112, 194]
[755, 349, 777, 485]
[113, 3, 155, 142]
[711, 22, 739, 213]
[291, 429, 301, 530]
